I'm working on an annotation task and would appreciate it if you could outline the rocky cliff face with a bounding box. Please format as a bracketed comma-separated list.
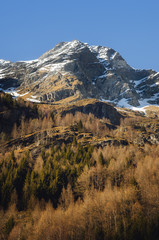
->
[0, 40, 159, 108]
[61, 100, 123, 125]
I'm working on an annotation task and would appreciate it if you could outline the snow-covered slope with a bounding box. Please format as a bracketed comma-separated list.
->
[0, 40, 159, 109]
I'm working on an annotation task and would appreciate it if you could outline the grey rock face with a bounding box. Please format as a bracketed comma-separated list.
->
[61, 101, 123, 125]
[40, 88, 75, 102]
[0, 40, 159, 107]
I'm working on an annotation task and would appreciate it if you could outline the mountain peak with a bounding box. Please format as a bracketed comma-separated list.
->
[0, 41, 159, 110]
[0, 59, 11, 65]
[39, 40, 86, 62]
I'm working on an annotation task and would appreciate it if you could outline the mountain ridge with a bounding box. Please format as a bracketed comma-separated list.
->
[0, 40, 159, 109]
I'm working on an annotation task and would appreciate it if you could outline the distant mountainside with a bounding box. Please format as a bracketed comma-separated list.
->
[0, 40, 159, 108]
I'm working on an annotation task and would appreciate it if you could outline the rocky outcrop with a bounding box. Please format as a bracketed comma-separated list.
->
[61, 101, 123, 125]
[40, 88, 75, 102]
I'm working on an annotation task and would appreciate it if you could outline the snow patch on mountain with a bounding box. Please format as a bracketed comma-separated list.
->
[101, 91, 159, 113]
[134, 77, 148, 87]
[89, 45, 110, 69]
[150, 82, 159, 87]
[26, 98, 41, 103]
[0, 87, 29, 98]
[110, 52, 118, 60]
[0, 59, 11, 65]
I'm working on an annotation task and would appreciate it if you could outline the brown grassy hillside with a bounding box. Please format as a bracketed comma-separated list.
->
[0, 93, 159, 240]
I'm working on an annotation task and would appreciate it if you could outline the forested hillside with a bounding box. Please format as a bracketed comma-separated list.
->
[0, 93, 159, 240]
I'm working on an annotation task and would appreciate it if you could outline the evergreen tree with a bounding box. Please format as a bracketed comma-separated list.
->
[99, 152, 105, 166]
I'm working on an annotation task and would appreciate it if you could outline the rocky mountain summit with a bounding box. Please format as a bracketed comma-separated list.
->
[0, 40, 159, 108]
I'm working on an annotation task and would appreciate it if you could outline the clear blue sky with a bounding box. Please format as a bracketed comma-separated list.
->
[0, 0, 159, 71]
